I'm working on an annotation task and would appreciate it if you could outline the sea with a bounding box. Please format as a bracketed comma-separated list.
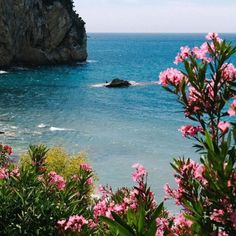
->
[0, 33, 235, 210]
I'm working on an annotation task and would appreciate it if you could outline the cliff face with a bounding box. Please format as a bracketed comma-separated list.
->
[0, 0, 87, 67]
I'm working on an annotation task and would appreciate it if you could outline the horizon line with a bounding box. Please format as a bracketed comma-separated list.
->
[87, 32, 236, 34]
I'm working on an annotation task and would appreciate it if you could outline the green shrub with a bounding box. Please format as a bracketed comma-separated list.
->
[45, 147, 87, 179]
[0, 145, 95, 235]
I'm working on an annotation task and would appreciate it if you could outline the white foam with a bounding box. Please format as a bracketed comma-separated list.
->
[0, 70, 8, 74]
[49, 127, 74, 131]
[87, 60, 97, 63]
[4, 131, 16, 137]
[38, 123, 48, 128]
[10, 126, 18, 129]
[91, 83, 107, 88]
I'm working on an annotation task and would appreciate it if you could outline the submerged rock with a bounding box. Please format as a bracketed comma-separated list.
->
[105, 79, 131, 88]
[0, 0, 87, 68]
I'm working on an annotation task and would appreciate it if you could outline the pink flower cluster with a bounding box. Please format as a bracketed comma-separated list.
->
[10, 167, 20, 178]
[155, 214, 192, 236]
[210, 209, 225, 223]
[164, 160, 208, 205]
[174, 46, 191, 64]
[0, 144, 13, 155]
[93, 164, 156, 222]
[80, 163, 92, 172]
[221, 63, 236, 81]
[174, 39, 216, 65]
[93, 188, 140, 220]
[131, 163, 147, 182]
[206, 32, 221, 41]
[178, 125, 203, 137]
[228, 99, 236, 116]
[48, 171, 66, 190]
[192, 42, 211, 63]
[159, 68, 185, 87]
[218, 121, 230, 134]
[0, 167, 8, 180]
[57, 215, 89, 232]
[0, 167, 20, 180]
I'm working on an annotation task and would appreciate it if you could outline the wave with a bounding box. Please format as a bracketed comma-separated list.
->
[87, 60, 97, 63]
[91, 83, 107, 88]
[0, 70, 8, 74]
[38, 123, 48, 128]
[49, 127, 75, 132]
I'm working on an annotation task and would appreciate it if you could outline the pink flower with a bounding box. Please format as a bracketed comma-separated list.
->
[174, 214, 192, 228]
[192, 44, 211, 62]
[174, 46, 191, 64]
[178, 125, 203, 137]
[57, 219, 66, 227]
[218, 229, 229, 236]
[188, 86, 202, 102]
[156, 218, 170, 236]
[206, 32, 219, 40]
[230, 211, 236, 230]
[221, 63, 236, 81]
[86, 177, 93, 185]
[48, 171, 66, 190]
[194, 164, 204, 179]
[194, 164, 208, 186]
[210, 209, 225, 223]
[1, 145, 13, 155]
[10, 167, 20, 178]
[88, 219, 97, 229]
[228, 100, 236, 116]
[0, 167, 8, 180]
[159, 68, 185, 86]
[131, 163, 147, 182]
[58, 215, 88, 232]
[218, 121, 230, 133]
[80, 163, 92, 172]
[93, 199, 109, 219]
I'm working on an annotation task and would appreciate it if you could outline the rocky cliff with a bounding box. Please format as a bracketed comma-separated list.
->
[0, 0, 87, 68]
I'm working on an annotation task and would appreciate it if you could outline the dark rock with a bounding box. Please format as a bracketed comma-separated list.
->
[0, 131, 4, 134]
[105, 79, 131, 88]
[0, 0, 87, 68]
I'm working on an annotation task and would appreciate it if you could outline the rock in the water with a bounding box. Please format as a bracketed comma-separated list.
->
[105, 79, 131, 88]
[0, 0, 87, 68]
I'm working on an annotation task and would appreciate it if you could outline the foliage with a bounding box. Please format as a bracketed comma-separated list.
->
[1, 33, 236, 235]
[20, 146, 89, 180]
[0, 145, 95, 235]
[160, 33, 236, 235]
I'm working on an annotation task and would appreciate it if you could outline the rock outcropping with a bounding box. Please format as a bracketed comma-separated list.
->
[0, 0, 87, 67]
[105, 79, 131, 88]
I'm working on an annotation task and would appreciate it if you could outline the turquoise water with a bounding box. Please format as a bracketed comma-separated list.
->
[0, 33, 236, 206]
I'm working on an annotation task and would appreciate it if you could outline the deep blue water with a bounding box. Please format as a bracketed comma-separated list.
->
[0, 33, 236, 208]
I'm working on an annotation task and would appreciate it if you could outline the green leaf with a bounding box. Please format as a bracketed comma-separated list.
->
[111, 212, 134, 234]
[100, 216, 133, 236]
[137, 206, 145, 234]
[205, 130, 214, 152]
[146, 202, 164, 236]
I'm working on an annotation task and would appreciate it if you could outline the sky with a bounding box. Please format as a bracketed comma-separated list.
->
[74, 0, 236, 33]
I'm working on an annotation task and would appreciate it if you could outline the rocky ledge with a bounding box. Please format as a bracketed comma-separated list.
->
[0, 0, 87, 68]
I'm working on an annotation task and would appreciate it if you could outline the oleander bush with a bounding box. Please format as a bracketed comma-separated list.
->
[0, 145, 95, 235]
[159, 32, 236, 236]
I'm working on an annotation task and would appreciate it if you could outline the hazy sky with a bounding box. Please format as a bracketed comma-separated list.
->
[74, 0, 236, 33]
